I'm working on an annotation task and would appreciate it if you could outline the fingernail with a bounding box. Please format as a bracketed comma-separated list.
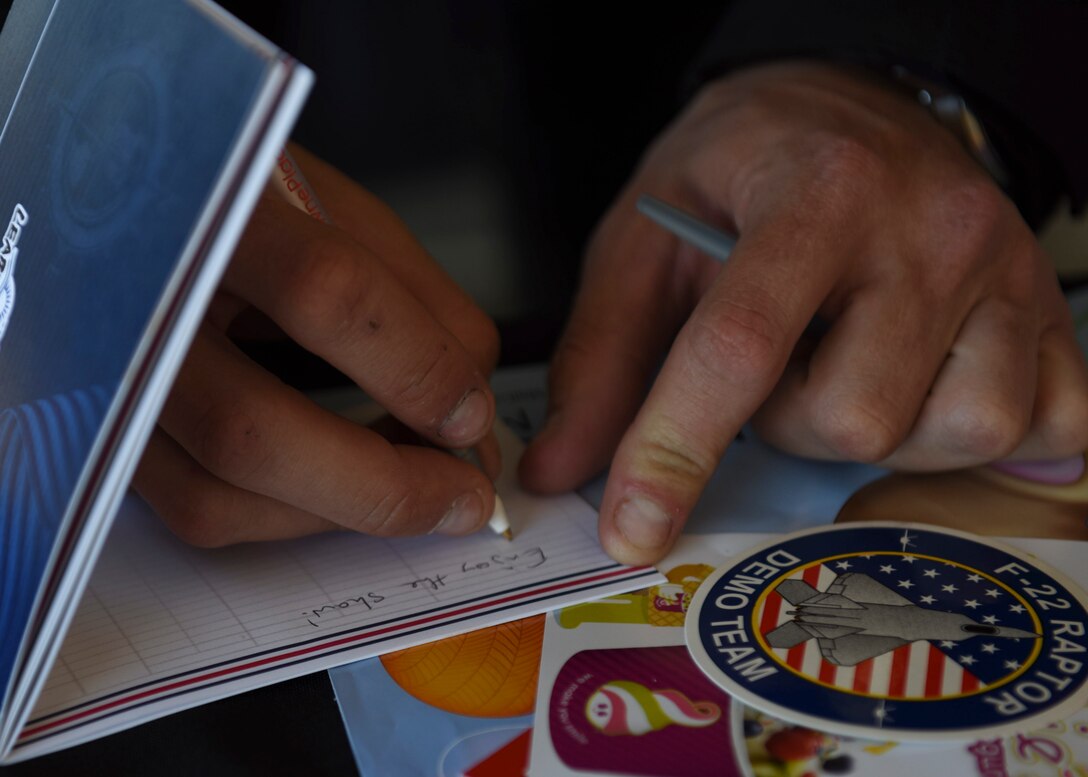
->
[439, 389, 489, 444]
[434, 491, 485, 535]
[614, 496, 671, 550]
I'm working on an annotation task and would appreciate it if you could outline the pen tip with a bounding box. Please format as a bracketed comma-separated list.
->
[502, 528, 513, 541]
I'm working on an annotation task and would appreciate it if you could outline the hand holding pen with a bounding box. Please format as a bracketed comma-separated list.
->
[521, 61, 1088, 565]
[273, 148, 512, 541]
[134, 144, 506, 546]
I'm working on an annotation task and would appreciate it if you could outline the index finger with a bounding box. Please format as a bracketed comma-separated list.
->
[285, 145, 500, 374]
[598, 208, 846, 564]
[518, 186, 703, 494]
[226, 195, 494, 448]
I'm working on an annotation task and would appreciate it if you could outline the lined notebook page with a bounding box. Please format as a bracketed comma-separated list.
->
[14, 421, 661, 761]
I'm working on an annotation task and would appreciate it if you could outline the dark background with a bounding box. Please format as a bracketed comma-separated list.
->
[2, 2, 724, 774]
[221, 1, 726, 383]
[3, 0, 1087, 773]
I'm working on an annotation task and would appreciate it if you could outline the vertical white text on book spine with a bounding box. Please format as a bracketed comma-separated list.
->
[0, 203, 29, 349]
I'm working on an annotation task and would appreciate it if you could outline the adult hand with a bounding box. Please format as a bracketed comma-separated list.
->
[135, 146, 501, 546]
[520, 61, 1088, 564]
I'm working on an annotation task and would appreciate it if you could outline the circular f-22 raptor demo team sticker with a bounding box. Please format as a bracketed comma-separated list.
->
[685, 522, 1088, 741]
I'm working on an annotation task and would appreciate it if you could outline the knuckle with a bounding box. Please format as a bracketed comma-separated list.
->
[814, 395, 904, 463]
[291, 237, 376, 347]
[686, 298, 784, 389]
[347, 481, 418, 537]
[193, 402, 270, 485]
[936, 176, 1008, 228]
[925, 178, 1018, 280]
[806, 134, 886, 202]
[945, 400, 1026, 460]
[555, 319, 605, 367]
[636, 429, 717, 496]
[393, 346, 467, 423]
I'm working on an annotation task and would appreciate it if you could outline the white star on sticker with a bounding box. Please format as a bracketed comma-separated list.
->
[880, 564, 896, 574]
[922, 569, 939, 578]
[960, 655, 977, 665]
[985, 588, 1002, 598]
[1004, 660, 1022, 670]
[941, 640, 956, 649]
[835, 560, 853, 570]
[966, 574, 983, 583]
[983, 615, 1000, 624]
[897, 579, 915, 589]
[1009, 604, 1026, 614]
[964, 599, 981, 609]
[920, 595, 936, 604]
[981, 644, 998, 654]
[901, 555, 917, 563]
[872, 700, 895, 726]
[942, 584, 959, 593]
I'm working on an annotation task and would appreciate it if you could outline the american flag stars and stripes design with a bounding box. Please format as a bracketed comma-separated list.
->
[755, 554, 1041, 699]
[687, 524, 1088, 740]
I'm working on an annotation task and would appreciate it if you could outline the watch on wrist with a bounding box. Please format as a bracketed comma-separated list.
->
[891, 65, 1010, 190]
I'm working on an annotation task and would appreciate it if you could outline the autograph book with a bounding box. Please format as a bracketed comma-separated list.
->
[0, 1, 659, 762]
[0, 0, 313, 761]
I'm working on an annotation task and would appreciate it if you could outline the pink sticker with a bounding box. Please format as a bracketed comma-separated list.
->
[549, 646, 742, 777]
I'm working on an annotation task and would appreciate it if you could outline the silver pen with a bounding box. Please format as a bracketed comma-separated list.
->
[636, 194, 736, 262]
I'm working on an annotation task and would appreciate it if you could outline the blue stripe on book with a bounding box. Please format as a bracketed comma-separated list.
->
[0, 388, 108, 697]
[0, 421, 30, 652]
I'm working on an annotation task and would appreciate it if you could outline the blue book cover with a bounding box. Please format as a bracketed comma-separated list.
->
[0, 0, 311, 758]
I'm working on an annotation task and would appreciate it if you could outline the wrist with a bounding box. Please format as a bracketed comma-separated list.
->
[887, 66, 1010, 191]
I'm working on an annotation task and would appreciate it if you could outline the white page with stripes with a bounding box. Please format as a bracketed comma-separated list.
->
[8, 421, 661, 762]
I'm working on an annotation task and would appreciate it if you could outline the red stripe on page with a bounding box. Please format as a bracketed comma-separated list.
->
[21, 565, 651, 740]
[924, 644, 946, 698]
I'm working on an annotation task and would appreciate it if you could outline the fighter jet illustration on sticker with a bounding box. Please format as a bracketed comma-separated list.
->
[765, 573, 1041, 666]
